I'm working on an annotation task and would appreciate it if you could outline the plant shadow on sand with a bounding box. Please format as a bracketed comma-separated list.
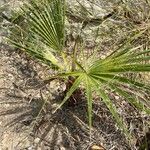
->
[0, 44, 150, 150]
[0, 93, 130, 150]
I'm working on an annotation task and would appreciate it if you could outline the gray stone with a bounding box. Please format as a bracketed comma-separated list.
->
[66, 0, 116, 47]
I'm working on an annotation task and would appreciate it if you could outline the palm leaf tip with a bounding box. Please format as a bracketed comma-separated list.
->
[85, 75, 93, 130]
[98, 89, 131, 138]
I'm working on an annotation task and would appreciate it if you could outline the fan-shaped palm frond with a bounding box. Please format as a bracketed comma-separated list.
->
[9, 0, 65, 69]
[55, 47, 150, 138]
[22, 0, 65, 51]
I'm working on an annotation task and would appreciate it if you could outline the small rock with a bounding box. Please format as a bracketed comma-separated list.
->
[34, 138, 40, 144]
[114, 96, 120, 100]
[90, 144, 105, 150]
[60, 146, 66, 150]
[28, 146, 34, 150]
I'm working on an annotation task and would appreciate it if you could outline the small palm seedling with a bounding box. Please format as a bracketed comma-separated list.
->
[8, 0, 150, 140]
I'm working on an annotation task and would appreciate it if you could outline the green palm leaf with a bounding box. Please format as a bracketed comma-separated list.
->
[22, 0, 65, 51]
[8, 39, 64, 69]
[53, 74, 84, 113]
[90, 73, 150, 90]
[85, 75, 93, 131]
[90, 76, 131, 138]
[8, 0, 65, 68]
[82, 48, 150, 137]
[88, 47, 150, 74]
[110, 85, 150, 114]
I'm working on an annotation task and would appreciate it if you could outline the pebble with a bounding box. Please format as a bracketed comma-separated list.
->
[28, 146, 34, 150]
[114, 96, 120, 100]
[34, 138, 40, 144]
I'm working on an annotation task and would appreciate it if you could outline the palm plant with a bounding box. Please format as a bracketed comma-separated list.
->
[8, 0, 150, 139]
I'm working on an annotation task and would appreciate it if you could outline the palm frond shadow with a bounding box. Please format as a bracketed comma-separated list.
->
[28, 96, 131, 150]
[0, 93, 44, 128]
[0, 90, 84, 149]
[1, 83, 149, 149]
[31, 100, 88, 150]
